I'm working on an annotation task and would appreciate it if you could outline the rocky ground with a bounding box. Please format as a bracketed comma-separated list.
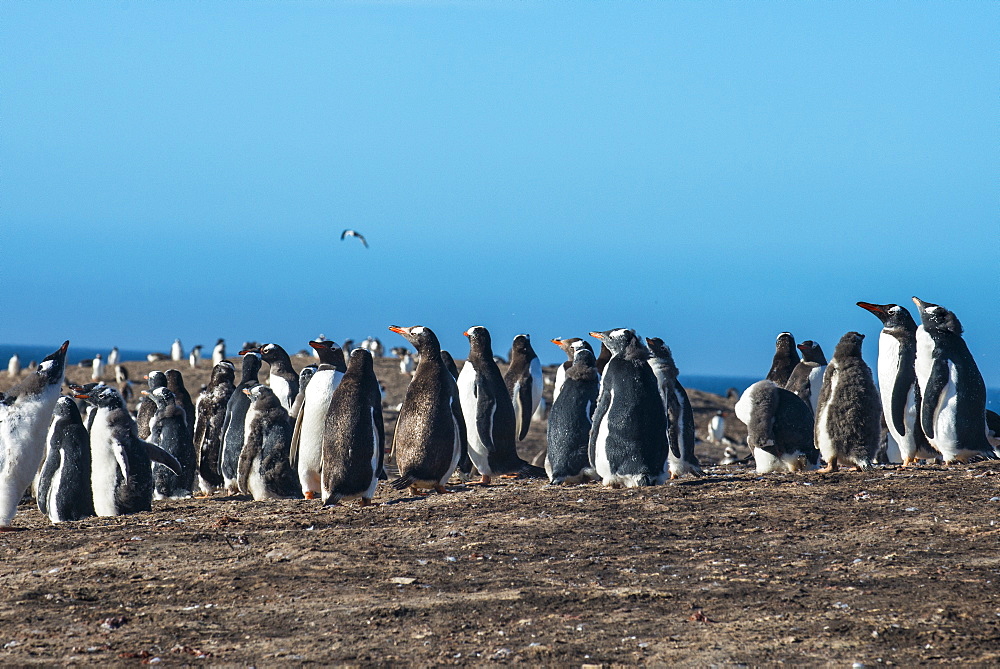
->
[1, 355, 998, 666]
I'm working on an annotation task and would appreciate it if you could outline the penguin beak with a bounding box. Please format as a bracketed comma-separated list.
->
[140, 390, 149, 397]
[308, 340, 326, 350]
[856, 302, 886, 315]
[239, 348, 259, 355]
[243, 388, 251, 396]
[911, 296, 929, 310]
[589, 332, 604, 340]
[550, 338, 563, 346]
[388, 326, 409, 336]
[463, 330, 470, 337]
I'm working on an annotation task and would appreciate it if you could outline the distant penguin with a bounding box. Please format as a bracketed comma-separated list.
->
[114, 364, 129, 384]
[387, 326, 468, 494]
[321, 348, 385, 506]
[136, 371, 167, 440]
[219, 351, 263, 491]
[253, 343, 299, 412]
[107, 346, 120, 368]
[857, 301, 938, 465]
[192, 360, 236, 492]
[212, 339, 226, 366]
[458, 326, 545, 484]
[912, 297, 997, 462]
[986, 410, 1000, 450]
[290, 340, 347, 499]
[735, 380, 818, 473]
[400, 352, 416, 376]
[588, 329, 667, 487]
[814, 332, 881, 472]
[504, 334, 543, 443]
[646, 337, 703, 479]
[783, 340, 827, 415]
[171, 338, 184, 362]
[707, 410, 726, 443]
[238, 385, 302, 500]
[189, 345, 202, 369]
[147, 387, 196, 499]
[550, 338, 593, 403]
[7, 354, 20, 377]
[0, 341, 69, 529]
[165, 369, 196, 439]
[766, 333, 799, 386]
[545, 346, 600, 484]
[36, 396, 94, 523]
[91, 354, 105, 382]
[289, 364, 318, 420]
[76, 385, 181, 516]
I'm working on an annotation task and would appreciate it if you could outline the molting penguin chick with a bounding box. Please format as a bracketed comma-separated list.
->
[504, 334, 543, 443]
[36, 395, 94, 523]
[911, 297, 997, 463]
[220, 351, 263, 491]
[165, 369, 196, 440]
[783, 340, 827, 415]
[545, 346, 600, 484]
[550, 338, 593, 403]
[147, 387, 196, 499]
[766, 333, 800, 386]
[321, 349, 385, 506]
[735, 380, 817, 473]
[136, 371, 167, 440]
[814, 332, 881, 472]
[192, 360, 236, 492]
[646, 337, 703, 479]
[587, 329, 667, 487]
[387, 326, 468, 494]
[238, 385, 302, 500]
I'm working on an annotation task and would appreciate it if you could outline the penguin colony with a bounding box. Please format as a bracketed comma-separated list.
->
[1, 295, 998, 529]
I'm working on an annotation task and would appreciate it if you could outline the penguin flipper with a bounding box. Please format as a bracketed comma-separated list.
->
[921, 358, 950, 440]
[889, 372, 911, 438]
[474, 381, 498, 453]
[289, 399, 306, 467]
[144, 441, 182, 475]
[513, 381, 533, 441]
[450, 392, 470, 471]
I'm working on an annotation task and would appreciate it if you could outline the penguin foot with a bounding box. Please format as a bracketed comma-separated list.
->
[410, 486, 430, 496]
[433, 485, 453, 494]
[499, 474, 519, 479]
[304, 491, 319, 500]
[818, 461, 838, 473]
[467, 475, 492, 486]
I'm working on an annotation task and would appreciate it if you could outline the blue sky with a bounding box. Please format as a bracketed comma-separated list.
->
[2, 2, 997, 380]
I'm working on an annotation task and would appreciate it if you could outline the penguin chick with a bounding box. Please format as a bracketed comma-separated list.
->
[545, 346, 600, 484]
[646, 337, 703, 479]
[783, 340, 827, 415]
[766, 332, 799, 386]
[238, 385, 302, 500]
[735, 380, 818, 473]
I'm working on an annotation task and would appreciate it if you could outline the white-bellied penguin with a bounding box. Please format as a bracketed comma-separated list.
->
[238, 385, 302, 500]
[248, 343, 299, 412]
[290, 339, 347, 499]
[545, 345, 600, 484]
[735, 380, 818, 473]
[36, 395, 94, 523]
[646, 337, 703, 479]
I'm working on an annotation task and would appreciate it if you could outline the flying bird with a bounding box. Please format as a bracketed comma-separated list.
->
[340, 229, 369, 248]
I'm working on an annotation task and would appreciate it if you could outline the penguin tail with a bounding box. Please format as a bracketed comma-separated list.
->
[323, 493, 343, 507]
[390, 473, 414, 491]
[517, 462, 548, 479]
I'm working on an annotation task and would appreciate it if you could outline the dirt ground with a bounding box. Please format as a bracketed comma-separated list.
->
[2, 354, 999, 666]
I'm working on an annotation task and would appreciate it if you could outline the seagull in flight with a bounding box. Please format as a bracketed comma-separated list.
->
[340, 229, 369, 248]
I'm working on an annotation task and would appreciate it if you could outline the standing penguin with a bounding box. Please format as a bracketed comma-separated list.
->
[545, 346, 600, 484]
[321, 348, 384, 506]
[171, 338, 184, 362]
[0, 341, 69, 529]
[136, 371, 167, 440]
[387, 326, 468, 494]
[766, 333, 800, 386]
[735, 380, 818, 473]
[189, 345, 202, 369]
[458, 326, 545, 484]
[504, 334, 543, 443]
[165, 369, 196, 439]
[36, 396, 94, 523]
[290, 340, 347, 499]
[147, 387, 196, 499]
[219, 351, 263, 491]
[91, 354, 105, 382]
[550, 338, 593, 403]
[238, 385, 302, 500]
[857, 301, 938, 465]
[814, 332, 881, 472]
[588, 329, 668, 487]
[783, 340, 828, 415]
[192, 360, 236, 492]
[212, 339, 226, 366]
[108, 346, 120, 368]
[911, 297, 997, 463]
[252, 343, 300, 412]
[7, 354, 21, 377]
[289, 364, 318, 420]
[707, 411, 726, 443]
[77, 385, 181, 516]
[646, 337, 703, 479]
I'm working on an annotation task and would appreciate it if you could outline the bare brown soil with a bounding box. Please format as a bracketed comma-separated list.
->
[1, 356, 999, 666]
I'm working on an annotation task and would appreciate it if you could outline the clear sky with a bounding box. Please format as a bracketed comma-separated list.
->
[2, 2, 997, 381]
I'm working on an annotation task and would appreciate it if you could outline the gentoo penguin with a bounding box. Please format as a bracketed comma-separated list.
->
[387, 326, 468, 494]
[321, 348, 384, 506]
[707, 410, 726, 443]
[91, 354, 105, 382]
[189, 345, 202, 369]
[36, 396, 94, 523]
[399, 352, 416, 376]
[0, 341, 68, 529]
[911, 297, 998, 462]
[165, 369, 196, 439]
[107, 346, 120, 368]
[212, 338, 226, 366]
[237, 385, 302, 500]
[290, 340, 347, 499]
[7, 353, 20, 377]
[734, 380, 818, 473]
[545, 346, 600, 484]
[440, 351, 460, 380]
[504, 334, 542, 442]
[857, 301, 938, 465]
[147, 387, 196, 499]
[550, 338, 593, 403]
[251, 343, 299, 412]
[289, 364, 318, 420]
[766, 333, 800, 386]
[814, 332, 881, 472]
[136, 371, 167, 440]
[192, 360, 236, 492]
[114, 364, 129, 384]
[588, 329, 667, 487]
[76, 385, 181, 516]
[457, 326, 544, 484]
[646, 337, 703, 479]
[171, 338, 184, 362]
[219, 351, 263, 491]
[783, 340, 828, 415]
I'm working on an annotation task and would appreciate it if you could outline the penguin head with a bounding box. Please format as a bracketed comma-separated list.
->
[911, 297, 963, 334]
[590, 328, 639, 357]
[388, 325, 441, 355]
[145, 370, 167, 390]
[37, 341, 69, 385]
[833, 331, 866, 359]
[774, 332, 797, 356]
[550, 337, 580, 355]
[347, 347, 375, 372]
[509, 334, 536, 360]
[298, 364, 318, 384]
[258, 343, 287, 362]
[54, 395, 82, 420]
[244, 384, 278, 406]
[645, 337, 678, 371]
[463, 326, 493, 354]
[796, 340, 828, 365]
[571, 346, 597, 369]
[75, 384, 123, 408]
[309, 339, 346, 368]
[857, 302, 918, 334]
[147, 386, 177, 409]
[211, 360, 237, 385]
